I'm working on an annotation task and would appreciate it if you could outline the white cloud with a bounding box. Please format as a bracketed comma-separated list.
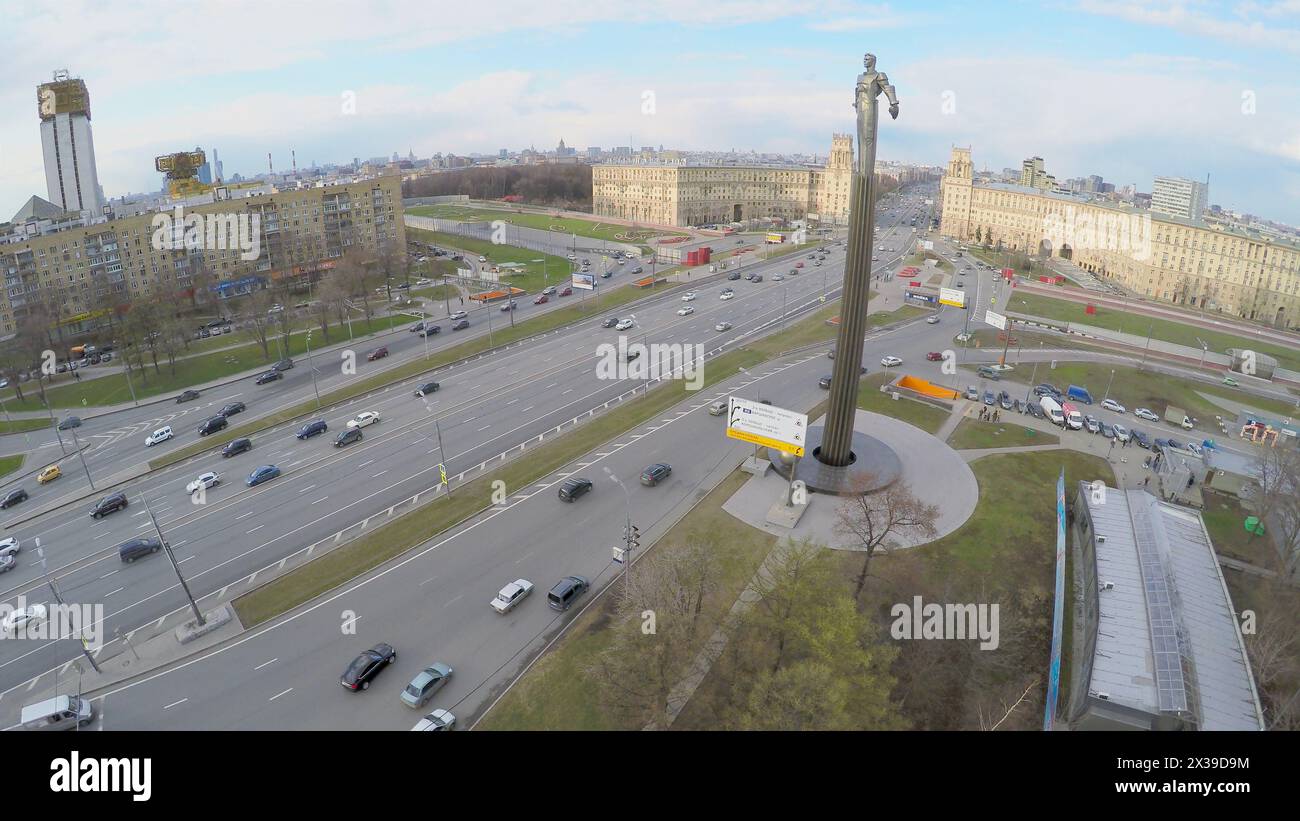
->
[1079, 0, 1300, 54]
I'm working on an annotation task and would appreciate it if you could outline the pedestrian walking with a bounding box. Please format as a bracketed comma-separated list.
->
[1144, 476, 1150, 487]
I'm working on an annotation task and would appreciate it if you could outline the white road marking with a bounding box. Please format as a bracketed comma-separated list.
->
[254, 658, 278, 671]
[163, 698, 188, 710]
[268, 688, 293, 702]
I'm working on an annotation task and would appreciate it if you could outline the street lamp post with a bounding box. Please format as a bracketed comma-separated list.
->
[34, 539, 101, 674]
[304, 329, 322, 410]
[66, 425, 95, 490]
[42, 398, 68, 456]
[1103, 368, 1115, 404]
[603, 469, 637, 598]
[142, 495, 204, 626]
[1139, 320, 1155, 369]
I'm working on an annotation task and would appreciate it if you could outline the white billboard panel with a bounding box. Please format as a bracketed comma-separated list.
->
[725, 397, 807, 457]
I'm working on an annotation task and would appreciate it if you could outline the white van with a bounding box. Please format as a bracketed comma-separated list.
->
[21, 695, 93, 731]
[1040, 396, 1065, 426]
[145, 426, 174, 447]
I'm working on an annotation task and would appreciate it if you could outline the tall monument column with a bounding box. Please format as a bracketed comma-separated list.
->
[818, 53, 900, 467]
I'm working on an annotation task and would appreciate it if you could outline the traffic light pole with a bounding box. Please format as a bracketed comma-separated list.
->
[34, 539, 101, 673]
[142, 495, 204, 626]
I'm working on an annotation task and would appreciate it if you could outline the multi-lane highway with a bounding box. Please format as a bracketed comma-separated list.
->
[0, 190, 935, 720]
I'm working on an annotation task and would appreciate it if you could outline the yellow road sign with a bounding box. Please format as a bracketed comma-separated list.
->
[726, 426, 805, 457]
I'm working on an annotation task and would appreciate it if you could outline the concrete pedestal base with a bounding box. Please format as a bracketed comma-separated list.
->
[772, 426, 901, 496]
[765, 498, 809, 529]
[175, 604, 234, 645]
[741, 456, 771, 476]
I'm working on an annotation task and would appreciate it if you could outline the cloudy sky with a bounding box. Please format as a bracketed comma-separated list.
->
[1, 0, 1296, 223]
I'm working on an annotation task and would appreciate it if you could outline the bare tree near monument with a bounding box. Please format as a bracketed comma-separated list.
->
[836, 474, 938, 598]
[1251, 446, 1300, 577]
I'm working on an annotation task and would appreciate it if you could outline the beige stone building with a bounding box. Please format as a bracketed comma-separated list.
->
[1, 175, 404, 336]
[940, 148, 1300, 327]
[592, 135, 854, 228]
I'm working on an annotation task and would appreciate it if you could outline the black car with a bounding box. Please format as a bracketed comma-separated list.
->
[57, 416, 81, 430]
[90, 493, 129, 519]
[341, 643, 397, 691]
[1027, 402, 1045, 419]
[1132, 429, 1152, 449]
[452, 319, 470, 331]
[1033, 384, 1062, 399]
[256, 370, 283, 385]
[640, 463, 672, 486]
[118, 536, 162, 564]
[194, 414, 228, 436]
[547, 576, 590, 612]
[418, 325, 441, 337]
[273, 358, 294, 371]
[296, 419, 328, 439]
[176, 390, 200, 403]
[409, 321, 427, 333]
[0, 489, 28, 509]
[334, 428, 362, 447]
[750, 274, 763, 283]
[818, 375, 832, 390]
[222, 437, 253, 457]
[220, 402, 246, 417]
[558, 477, 593, 502]
[601, 317, 619, 328]
[727, 271, 742, 281]
[414, 382, 440, 397]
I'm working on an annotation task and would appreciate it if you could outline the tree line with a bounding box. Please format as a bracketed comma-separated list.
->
[403, 164, 593, 210]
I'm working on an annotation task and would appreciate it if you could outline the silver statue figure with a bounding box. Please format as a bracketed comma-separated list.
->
[854, 53, 900, 175]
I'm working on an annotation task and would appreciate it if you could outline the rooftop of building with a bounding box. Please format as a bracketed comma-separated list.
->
[967, 179, 1300, 252]
[1079, 485, 1264, 730]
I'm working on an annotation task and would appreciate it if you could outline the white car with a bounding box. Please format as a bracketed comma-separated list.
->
[681, 292, 697, 302]
[677, 306, 695, 316]
[411, 709, 456, 731]
[615, 318, 635, 331]
[348, 411, 381, 429]
[478, 256, 487, 263]
[267, 304, 284, 314]
[1134, 408, 1160, 422]
[715, 321, 733, 332]
[720, 292, 735, 301]
[926, 315, 940, 324]
[490, 579, 534, 614]
[566, 254, 576, 261]
[1112, 423, 1131, 443]
[1100, 398, 1126, 413]
[2, 604, 47, 634]
[145, 426, 174, 447]
[0, 537, 19, 558]
[955, 332, 973, 343]
[880, 356, 903, 367]
[185, 472, 221, 494]
[449, 310, 468, 321]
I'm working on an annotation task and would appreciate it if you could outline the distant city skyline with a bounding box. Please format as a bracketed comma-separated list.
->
[1, 1, 1296, 223]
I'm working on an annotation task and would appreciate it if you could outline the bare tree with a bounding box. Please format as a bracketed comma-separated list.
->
[243, 288, 277, 360]
[836, 475, 939, 598]
[1251, 446, 1300, 576]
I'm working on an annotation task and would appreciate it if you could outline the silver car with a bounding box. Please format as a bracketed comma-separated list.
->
[400, 663, 453, 709]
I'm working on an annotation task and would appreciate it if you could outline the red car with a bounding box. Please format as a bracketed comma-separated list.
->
[559, 286, 573, 297]
[367, 346, 389, 361]
[794, 262, 804, 268]
[534, 294, 549, 305]
[925, 351, 943, 361]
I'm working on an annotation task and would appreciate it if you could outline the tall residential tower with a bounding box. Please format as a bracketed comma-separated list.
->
[37, 70, 104, 215]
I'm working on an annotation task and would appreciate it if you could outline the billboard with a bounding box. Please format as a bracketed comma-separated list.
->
[765, 232, 785, 243]
[726, 397, 807, 457]
[939, 287, 966, 308]
[571, 272, 596, 291]
[923, 240, 934, 250]
[984, 310, 1007, 330]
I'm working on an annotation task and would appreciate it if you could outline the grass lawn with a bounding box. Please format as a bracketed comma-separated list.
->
[904, 250, 953, 274]
[0, 454, 23, 480]
[0, 315, 404, 411]
[407, 205, 685, 246]
[478, 469, 775, 730]
[855, 371, 951, 435]
[1200, 489, 1280, 569]
[407, 227, 573, 295]
[0, 417, 53, 435]
[948, 417, 1060, 449]
[408, 284, 459, 302]
[999, 361, 1298, 421]
[850, 449, 1113, 728]
[1005, 290, 1300, 373]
